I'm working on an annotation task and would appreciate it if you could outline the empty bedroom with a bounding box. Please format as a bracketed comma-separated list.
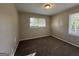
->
[0, 3, 79, 56]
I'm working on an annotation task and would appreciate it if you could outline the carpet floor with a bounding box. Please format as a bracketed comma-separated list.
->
[15, 36, 79, 56]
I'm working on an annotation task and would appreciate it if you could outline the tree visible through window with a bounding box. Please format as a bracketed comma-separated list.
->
[30, 17, 46, 27]
[69, 13, 79, 36]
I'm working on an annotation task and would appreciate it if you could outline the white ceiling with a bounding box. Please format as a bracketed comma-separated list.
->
[15, 3, 79, 16]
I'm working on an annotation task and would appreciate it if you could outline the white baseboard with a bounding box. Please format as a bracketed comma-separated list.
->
[20, 35, 50, 41]
[11, 35, 50, 55]
[10, 35, 79, 56]
[51, 35, 79, 48]
[11, 40, 19, 56]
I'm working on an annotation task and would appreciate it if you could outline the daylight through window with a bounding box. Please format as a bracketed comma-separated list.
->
[30, 17, 46, 27]
[69, 13, 79, 36]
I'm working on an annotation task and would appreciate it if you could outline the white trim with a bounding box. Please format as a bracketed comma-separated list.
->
[11, 40, 19, 56]
[20, 35, 50, 41]
[11, 35, 79, 56]
[51, 35, 79, 48]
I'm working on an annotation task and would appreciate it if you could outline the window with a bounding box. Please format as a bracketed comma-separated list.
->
[69, 13, 79, 36]
[30, 17, 46, 27]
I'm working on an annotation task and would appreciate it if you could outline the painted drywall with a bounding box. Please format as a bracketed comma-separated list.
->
[51, 5, 79, 47]
[0, 4, 18, 55]
[19, 12, 51, 40]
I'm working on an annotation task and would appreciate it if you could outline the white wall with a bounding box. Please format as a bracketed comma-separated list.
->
[0, 4, 18, 55]
[19, 12, 51, 40]
[51, 5, 79, 47]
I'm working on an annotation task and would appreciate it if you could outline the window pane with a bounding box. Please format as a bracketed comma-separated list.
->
[69, 13, 79, 36]
[30, 17, 46, 27]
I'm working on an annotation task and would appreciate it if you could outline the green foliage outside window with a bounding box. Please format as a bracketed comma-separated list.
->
[72, 17, 79, 32]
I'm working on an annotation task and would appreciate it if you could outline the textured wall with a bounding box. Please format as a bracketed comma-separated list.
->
[0, 4, 19, 55]
[19, 12, 51, 40]
[51, 5, 79, 47]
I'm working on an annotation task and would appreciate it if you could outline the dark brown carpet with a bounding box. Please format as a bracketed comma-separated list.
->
[15, 36, 79, 56]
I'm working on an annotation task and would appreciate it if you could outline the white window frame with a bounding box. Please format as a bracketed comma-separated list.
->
[69, 12, 79, 37]
[30, 17, 46, 28]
